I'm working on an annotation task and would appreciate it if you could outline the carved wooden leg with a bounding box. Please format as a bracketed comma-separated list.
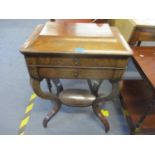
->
[52, 79, 63, 95]
[87, 80, 102, 97]
[46, 78, 52, 93]
[92, 103, 110, 132]
[92, 80, 122, 132]
[46, 78, 63, 95]
[43, 102, 61, 128]
[30, 77, 62, 128]
[135, 100, 155, 130]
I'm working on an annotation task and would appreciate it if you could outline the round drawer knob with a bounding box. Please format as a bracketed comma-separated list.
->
[74, 71, 79, 78]
[74, 58, 79, 65]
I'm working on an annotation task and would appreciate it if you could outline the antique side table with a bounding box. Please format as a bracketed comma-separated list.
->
[20, 22, 132, 132]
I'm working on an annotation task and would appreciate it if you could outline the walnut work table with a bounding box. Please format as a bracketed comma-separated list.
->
[20, 22, 132, 133]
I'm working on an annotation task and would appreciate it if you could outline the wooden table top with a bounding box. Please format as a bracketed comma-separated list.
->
[132, 47, 155, 89]
[20, 22, 132, 56]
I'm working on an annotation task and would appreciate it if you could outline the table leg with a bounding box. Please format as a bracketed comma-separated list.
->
[46, 79, 63, 95]
[135, 100, 155, 130]
[137, 41, 141, 47]
[52, 79, 63, 95]
[30, 77, 62, 128]
[87, 80, 102, 97]
[92, 103, 110, 132]
[43, 102, 61, 128]
[92, 80, 122, 132]
[46, 78, 52, 93]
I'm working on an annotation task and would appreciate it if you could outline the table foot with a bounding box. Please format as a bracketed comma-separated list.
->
[92, 80, 122, 132]
[43, 101, 61, 128]
[92, 104, 110, 132]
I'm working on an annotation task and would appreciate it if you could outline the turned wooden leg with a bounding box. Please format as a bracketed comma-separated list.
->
[92, 80, 122, 133]
[30, 77, 62, 128]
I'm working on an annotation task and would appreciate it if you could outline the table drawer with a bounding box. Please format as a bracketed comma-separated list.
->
[38, 67, 124, 80]
[26, 56, 128, 68]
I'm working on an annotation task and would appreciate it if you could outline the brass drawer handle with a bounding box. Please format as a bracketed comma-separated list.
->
[73, 71, 79, 78]
[74, 58, 80, 65]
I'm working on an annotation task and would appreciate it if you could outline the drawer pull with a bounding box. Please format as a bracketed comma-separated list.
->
[74, 58, 80, 65]
[73, 71, 79, 78]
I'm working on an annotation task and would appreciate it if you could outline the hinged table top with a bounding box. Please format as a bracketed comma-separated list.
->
[20, 22, 132, 56]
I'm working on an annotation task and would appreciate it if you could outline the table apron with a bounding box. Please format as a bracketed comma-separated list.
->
[28, 65, 125, 70]
[29, 67, 125, 79]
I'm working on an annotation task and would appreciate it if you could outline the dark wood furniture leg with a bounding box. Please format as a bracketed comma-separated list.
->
[43, 102, 61, 128]
[32, 78, 121, 132]
[135, 100, 155, 130]
[92, 80, 121, 132]
[92, 103, 110, 132]
[120, 80, 155, 134]
[46, 78, 52, 93]
[87, 80, 102, 97]
[137, 41, 141, 47]
[30, 77, 62, 128]
[46, 78, 63, 95]
[52, 79, 63, 95]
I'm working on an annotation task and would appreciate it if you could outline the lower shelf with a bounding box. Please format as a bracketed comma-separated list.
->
[59, 89, 96, 107]
[120, 80, 155, 134]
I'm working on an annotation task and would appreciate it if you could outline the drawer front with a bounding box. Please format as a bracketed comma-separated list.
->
[26, 56, 128, 68]
[38, 67, 124, 80]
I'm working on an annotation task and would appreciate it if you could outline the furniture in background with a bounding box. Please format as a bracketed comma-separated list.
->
[20, 21, 132, 133]
[50, 19, 109, 23]
[111, 19, 155, 134]
[120, 47, 155, 134]
[110, 19, 155, 46]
